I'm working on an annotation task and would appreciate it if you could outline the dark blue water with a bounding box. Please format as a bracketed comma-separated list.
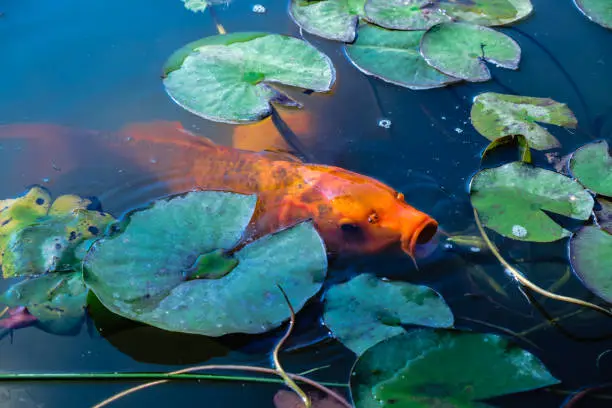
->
[1, 0, 612, 406]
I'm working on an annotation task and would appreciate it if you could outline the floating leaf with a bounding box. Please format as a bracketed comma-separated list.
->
[289, 0, 365, 42]
[573, 0, 612, 30]
[163, 33, 335, 124]
[420, 22, 521, 82]
[344, 23, 460, 90]
[595, 197, 612, 233]
[481, 134, 532, 164]
[570, 225, 612, 303]
[442, 0, 533, 26]
[324, 274, 453, 355]
[471, 93, 578, 150]
[84, 191, 328, 336]
[570, 140, 612, 196]
[470, 162, 593, 242]
[350, 330, 559, 408]
[182, 0, 211, 12]
[363, 0, 452, 31]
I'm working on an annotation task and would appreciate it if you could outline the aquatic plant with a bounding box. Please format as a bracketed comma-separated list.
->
[573, 0, 612, 30]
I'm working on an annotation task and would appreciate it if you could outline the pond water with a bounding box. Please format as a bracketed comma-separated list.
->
[1, 0, 612, 407]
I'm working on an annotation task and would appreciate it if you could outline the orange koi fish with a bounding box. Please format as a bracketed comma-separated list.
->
[0, 121, 438, 257]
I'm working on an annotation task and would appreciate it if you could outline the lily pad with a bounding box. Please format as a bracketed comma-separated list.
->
[363, 0, 452, 31]
[481, 134, 532, 164]
[163, 32, 335, 124]
[350, 330, 559, 408]
[323, 274, 453, 355]
[182, 0, 230, 13]
[83, 191, 328, 336]
[442, 0, 533, 26]
[289, 0, 365, 42]
[595, 197, 612, 233]
[570, 225, 612, 303]
[470, 162, 594, 242]
[1, 187, 51, 254]
[570, 140, 612, 196]
[471, 93, 578, 150]
[0, 273, 88, 334]
[573, 0, 612, 30]
[420, 22, 521, 82]
[344, 23, 460, 90]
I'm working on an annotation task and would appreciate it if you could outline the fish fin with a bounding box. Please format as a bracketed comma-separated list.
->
[259, 148, 304, 163]
[120, 121, 218, 148]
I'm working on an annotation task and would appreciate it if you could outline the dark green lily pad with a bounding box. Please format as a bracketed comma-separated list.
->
[289, 0, 365, 42]
[573, 0, 612, 30]
[0, 272, 87, 334]
[420, 22, 521, 82]
[83, 191, 328, 336]
[350, 330, 559, 408]
[323, 274, 453, 355]
[570, 140, 612, 196]
[471, 93, 578, 150]
[344, 23, 460, 90]
[570, 225, 612, 303]
[163, 32, 335, 124]
[595, 197, 612, 233]
[363, 0, 452, 31]
[470, 162, 593, 242]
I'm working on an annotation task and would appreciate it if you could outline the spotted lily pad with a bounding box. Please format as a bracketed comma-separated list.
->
[345, 23, 460, 90]
[289, 0, 365, 42]
[83, 191, 328, 336]
[470, 162, 594, 242]
[471, 93, 578, 150]
[573, 0, 612, 29]
[323, 274, 453, 355]
[420, 22, 521, 82]
[363, 0, 452, 31]
[570, 141, 612, 196]
[163, 33, 335, 124]
[570, 225, 612, 303]
[350, 330, 559, 408]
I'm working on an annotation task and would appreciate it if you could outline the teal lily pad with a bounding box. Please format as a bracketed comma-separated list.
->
[83, 191, 328, 336]
[182, 0, 230, 13]
[163, 32, 335, 124]
[1, 272, 88, 334]
[570, 225, 612, 303]
[344, 23, 460, 90]
[350, 330, 560, 408]
[470, 162, 594, 242]
[289, 0, 365, 42]
[442, 0, 533, 26]
[570, 140, 612, 196]
[471, 92, 578, 150]
[573, 0, 612, 30]
[420, 22, 521, 82]
[363, 0, 452, 31]
[323, 274, 453, 355]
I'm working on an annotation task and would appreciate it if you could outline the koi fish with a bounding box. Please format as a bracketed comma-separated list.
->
[0, 121, 438, 257]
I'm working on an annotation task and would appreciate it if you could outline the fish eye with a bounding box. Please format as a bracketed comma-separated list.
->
[368, 212, 379, 224]
[396, 192, 404, 201]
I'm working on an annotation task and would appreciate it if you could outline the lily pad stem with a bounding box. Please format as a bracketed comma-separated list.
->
[473, 208, 612, 318]
[208, 6, 226, 34]
[0, 306, 8, 319]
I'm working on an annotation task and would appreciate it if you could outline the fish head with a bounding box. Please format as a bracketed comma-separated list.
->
[303, 166, 439, 257]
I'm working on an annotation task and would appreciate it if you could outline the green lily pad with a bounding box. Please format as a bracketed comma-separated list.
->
[442, 0, 533, 26]
[289, 0, 365, 42]
[470, 162, 594, 242]
[163, 32, 335, 124]
[0, 272, 88, 334]
[471, 92, 578, 150]
[595, 197, 612, 233]
[83, 191, 328, 336]
[573, 0, 612, 30]
[570, 141, 612, 196]
[570, 225, 612, 303]
[344, 23, 460, 90]
[481, 134, 532, 164]
[363, 0, 452, 31]
[323, 274, 453, 356]
[350, 330, 559, 408]
[420, 22, 521, 82]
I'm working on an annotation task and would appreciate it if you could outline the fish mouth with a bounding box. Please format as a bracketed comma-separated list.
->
[401, 217, 439, 257]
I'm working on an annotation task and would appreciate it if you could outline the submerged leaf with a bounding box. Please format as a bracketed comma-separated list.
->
[570, 140, 612, 196]
[273, 390, 346, 408]
[344, 23, 460, 90]
[289, 0, 366, 42]
[595, 197, 612, 233]
[573, 0, 612, 30]
[470, 162, 593, 242]
[323, 274, 453, 355]
[481, 134, 532, 164]
[163, 33, 335, 124]
[350, 330, 559, 408]
[420, 22, 521, 82]
[471, 93, 578, 150]
[570, 225, 612, 303]
[84, 191, 328, 336]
